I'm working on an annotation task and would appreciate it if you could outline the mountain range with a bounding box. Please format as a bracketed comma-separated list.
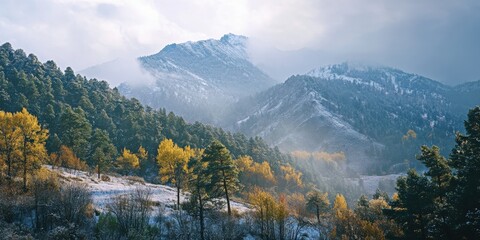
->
[83, 35, 480, 173]
[229, 63, 480, 172]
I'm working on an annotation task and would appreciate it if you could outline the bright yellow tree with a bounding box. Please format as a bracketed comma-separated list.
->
[156, 138, 193, 209]
[236, 155, 276, 188]
[14, 108, 49, 191]
[0, 110, 21, 179]
[117, 148, 140, 175]
[279, 164, 303, 190]
[50, 145, 87, 171]
[247, 187, 278, 239]
[333, 194, 348, 213]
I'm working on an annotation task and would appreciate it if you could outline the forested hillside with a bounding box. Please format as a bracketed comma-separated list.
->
[0, 42, 290, 178]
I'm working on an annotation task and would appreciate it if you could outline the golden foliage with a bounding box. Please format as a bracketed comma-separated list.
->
[276, 194, 289, 221]
[279, 164, 303, 189]
[402, 129, 417, 141]
[0, 111, 21, 177]
[156, 139, 193, 185]
[117, 148, 140, 175]
[287, 193, 308, 218]
[136, 146, 148, 162]
[247, 187, 280, 238]
[0, 108, 48, 190]
[236, 155, 276, 188]
[50, 145, 88, 171]
[291, 150, 345, 162]
[334, 194, 348, 211]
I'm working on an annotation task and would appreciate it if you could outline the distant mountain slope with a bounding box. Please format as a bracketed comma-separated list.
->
[450, 79, 480, 112]
[113, 34, 276, 123]
[230, 63, 477, 173]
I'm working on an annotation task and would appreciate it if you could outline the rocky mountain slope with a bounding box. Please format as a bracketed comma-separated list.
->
[229, 63, 477, 172]
[116, 34, 276, 122]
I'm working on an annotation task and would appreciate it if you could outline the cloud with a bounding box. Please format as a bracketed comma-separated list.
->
[245, 0, 480, 84]
[0, 0, 479, 85]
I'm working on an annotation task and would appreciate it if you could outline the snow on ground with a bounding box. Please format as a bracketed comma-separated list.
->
[48, 166, 250, 214]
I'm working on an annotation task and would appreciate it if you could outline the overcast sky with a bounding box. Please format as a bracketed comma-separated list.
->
[1, 0, 479, 85]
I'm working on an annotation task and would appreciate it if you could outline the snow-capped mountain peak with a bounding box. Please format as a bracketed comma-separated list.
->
[117, 34, 276, 123]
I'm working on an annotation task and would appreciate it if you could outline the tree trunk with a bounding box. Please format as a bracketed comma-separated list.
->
[260, 207, 264, 238]
[7, 154, 11, 178]
[222, 170, 231, 216]
[97, 165, 100, 179]
[316, 206, 320, 224]
[419, 214, 426, 240]
[279, 219, 285, 240]
[177, 185, 181, 210]
[199, 189, 205, 240]
[22, 138, 27, 192]
[23, 154, 27, 191]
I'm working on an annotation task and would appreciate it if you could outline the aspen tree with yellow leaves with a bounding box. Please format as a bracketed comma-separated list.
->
[0, 110, 21, 180]
[156, 138, 194, 210]
[1, 109, 54, 192]
[116, 148, 140, 175]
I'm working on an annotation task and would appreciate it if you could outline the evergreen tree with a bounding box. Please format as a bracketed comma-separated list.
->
[187, 149, 208, 240]
[306, 190, 330, 224]
[59, 107, 92, 160]
[90, 129, 117, 178]
[392, 169, 434, 239]
[202, 140, 239, 216]
[417, 145, 453, 238]
[449, 106, 480, 239]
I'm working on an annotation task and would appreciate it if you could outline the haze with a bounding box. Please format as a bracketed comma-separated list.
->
[1, 0, 479, 85]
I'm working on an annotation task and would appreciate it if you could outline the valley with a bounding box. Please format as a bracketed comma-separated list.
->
[1, 20, 479, 239]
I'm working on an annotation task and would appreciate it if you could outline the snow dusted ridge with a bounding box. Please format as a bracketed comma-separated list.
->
[48, 166, 250, 214]
[116, 33, 276, 123]
[306, 62, 449, 97]
[231, 62, 471, 173]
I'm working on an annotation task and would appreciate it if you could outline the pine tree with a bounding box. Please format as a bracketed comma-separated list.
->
[392, 169, 434, 239]
[59, 107, 92, 160]
[306, 190, 330, 224]
[449, 106, 480, 239]
[418, 145, 451, 193]
[417, 145, 453, 238]
[202, 140, 239, 216]
[90, 129, 116, 178]
[187, 149, 208, 240]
